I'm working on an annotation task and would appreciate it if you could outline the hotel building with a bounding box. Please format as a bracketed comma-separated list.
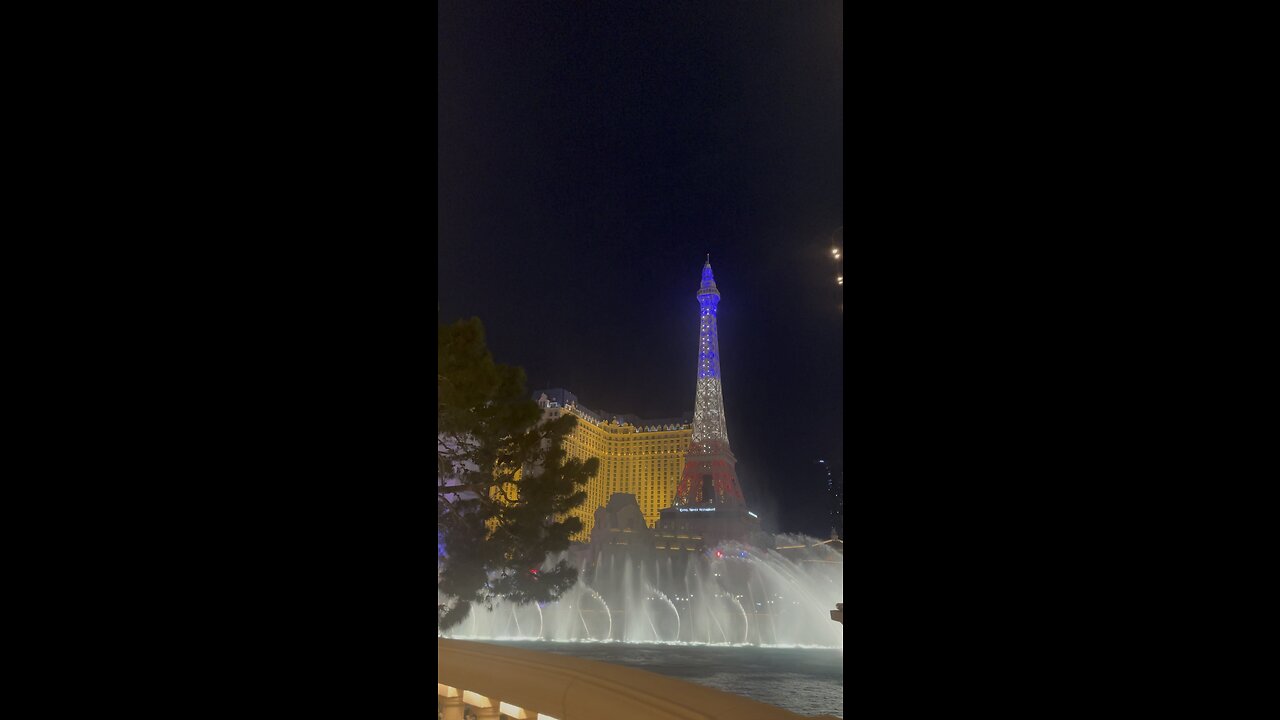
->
[533, 388, 691, 542]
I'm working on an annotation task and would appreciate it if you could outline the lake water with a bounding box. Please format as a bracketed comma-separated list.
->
[484, 640, 843, 718]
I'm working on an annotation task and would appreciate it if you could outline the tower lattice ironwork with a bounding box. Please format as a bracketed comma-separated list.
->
[674, 256, 747, 507]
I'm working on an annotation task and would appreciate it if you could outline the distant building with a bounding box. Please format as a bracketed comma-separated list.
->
[533, 388, 693, 541]
[438, 431, 523, 537]
[834, 469, 843, 539]
[816, 460, 843, 539]
[437, 434, 482, 507]
[817, 460, 833, 534]
[589, 493, 655, 564]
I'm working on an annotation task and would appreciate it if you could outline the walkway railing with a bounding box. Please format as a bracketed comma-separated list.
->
[438, 637, 840, 720]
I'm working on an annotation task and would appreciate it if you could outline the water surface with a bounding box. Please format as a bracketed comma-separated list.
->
[485, 640, 843, 718]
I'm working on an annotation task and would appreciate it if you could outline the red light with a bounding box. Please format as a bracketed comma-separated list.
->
[529, 568, 538, 575]
[715, 550, 723, 558]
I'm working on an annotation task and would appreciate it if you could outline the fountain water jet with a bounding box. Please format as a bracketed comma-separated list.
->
[443, 536, 842, 647]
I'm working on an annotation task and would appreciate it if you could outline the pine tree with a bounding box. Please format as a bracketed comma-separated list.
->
[437, 318, 598, 631]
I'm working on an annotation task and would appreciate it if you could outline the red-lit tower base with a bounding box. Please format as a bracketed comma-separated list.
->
[662, 440, 758, 547]
[673, 439, 745, 507]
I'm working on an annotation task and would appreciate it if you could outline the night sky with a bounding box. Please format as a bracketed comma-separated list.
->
[438, 2, 843, 537]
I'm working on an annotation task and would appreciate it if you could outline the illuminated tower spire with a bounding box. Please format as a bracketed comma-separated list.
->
[674, 257, 746, 507]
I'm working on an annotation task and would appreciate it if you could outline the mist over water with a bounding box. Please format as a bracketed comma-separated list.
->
[442, 535, 842, 648]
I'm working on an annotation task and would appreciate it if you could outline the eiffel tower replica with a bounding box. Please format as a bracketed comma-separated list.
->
[657, 256, 762, 550]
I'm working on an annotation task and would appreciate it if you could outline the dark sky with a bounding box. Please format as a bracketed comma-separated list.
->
[438, 2, 843, 537]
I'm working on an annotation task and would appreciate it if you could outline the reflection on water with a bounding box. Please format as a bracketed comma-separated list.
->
[484, 640, 843, 718]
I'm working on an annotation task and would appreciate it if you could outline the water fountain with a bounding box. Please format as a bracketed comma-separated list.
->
[442, 534, 842, 648]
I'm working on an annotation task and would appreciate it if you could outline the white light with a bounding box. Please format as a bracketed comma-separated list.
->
[500, 702, 530, 718]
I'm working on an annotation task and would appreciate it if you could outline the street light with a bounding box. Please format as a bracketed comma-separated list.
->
[827, 226, 843, 313]
[830, 226, 843, 288]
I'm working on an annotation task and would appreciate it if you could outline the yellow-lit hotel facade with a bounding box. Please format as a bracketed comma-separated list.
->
[534, 389, 691, 542]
